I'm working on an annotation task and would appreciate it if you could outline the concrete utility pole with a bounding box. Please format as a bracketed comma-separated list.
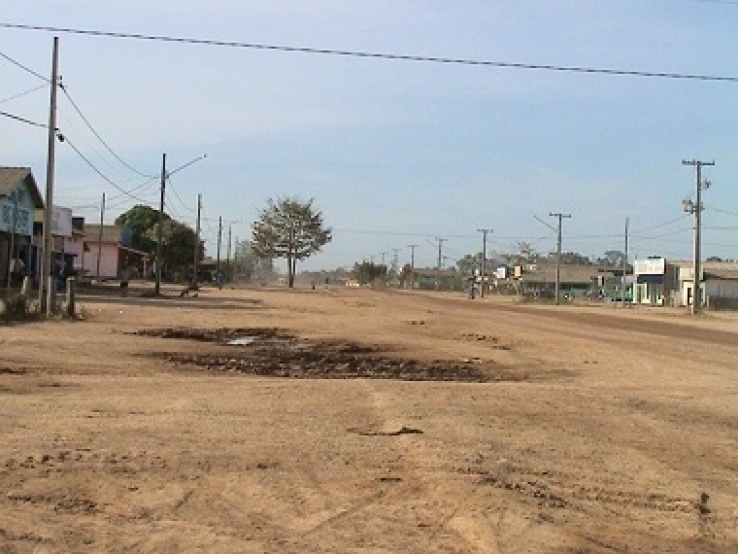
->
[192, 193, 201, 288]
[408, 244, 419, 290]
[682, 159, 714, 315]
[216, 216, 223, 279]
[477, 228, 493, 297]
[549, 212, 571, 305]
[435, 238, 446, 291]
[622, 217, 629, 308]
[226, 224, 232, 282]
[96, 193, 105, 279]
[40, 36, 59, 314]
[233, 235, 239, 280]
[154, 153, 167, 296]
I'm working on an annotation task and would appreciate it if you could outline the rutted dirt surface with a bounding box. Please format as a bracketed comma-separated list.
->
[1, 285, 738, 553]
[136, 327, 522, 382]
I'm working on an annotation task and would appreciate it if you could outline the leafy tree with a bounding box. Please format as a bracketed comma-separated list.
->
[549, 251, 593, 265]
[596, 250, 626, 267]
[352, 262, 388, 285]
[146, 220, 201, 281]
[516, 242, 540, 264]
[232, 239, 264, 282]
[456, 253, 480, 276]
[115, 204, 170, 254]
[251, 197, 332, 288]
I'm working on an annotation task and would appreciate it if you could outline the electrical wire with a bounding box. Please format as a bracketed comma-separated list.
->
[0, 109, 46, 127]
[3, 22, 738, 83]
[0, 50, 49, 81]
[59, 133, 156, 205]
[59, 82, 155, 178]
[165, 176, 196, 214]
[705, 204, 738, 217]
[631, 215, 691, 234]
[0, 83, 47, 103]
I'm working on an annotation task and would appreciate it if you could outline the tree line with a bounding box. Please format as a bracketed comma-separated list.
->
[115, 196, 332, 287]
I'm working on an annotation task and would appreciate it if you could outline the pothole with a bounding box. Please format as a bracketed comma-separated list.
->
[135, 327, 527, 383]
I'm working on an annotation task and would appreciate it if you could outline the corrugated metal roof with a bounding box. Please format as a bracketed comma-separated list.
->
[0, 166, 44, 208]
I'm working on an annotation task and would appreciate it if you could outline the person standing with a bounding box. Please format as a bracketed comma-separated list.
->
[119, 267, 130, 297]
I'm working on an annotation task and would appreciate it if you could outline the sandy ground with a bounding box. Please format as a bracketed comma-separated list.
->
[1, 283, 737, 553]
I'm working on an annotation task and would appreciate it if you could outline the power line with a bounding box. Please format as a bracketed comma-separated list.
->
[0, 109, 46, 127]
[165, 176, 195, 214]
[689, 0, 738, 5]
[59, 133, 156, 205]
[3, 22, 738, 83]
[0, 50, 48, 81]
[0, 83, 47, 103]
[59, 82, 155, 178]
[705, 204, 738, 217]
[631, 214, 691, 234]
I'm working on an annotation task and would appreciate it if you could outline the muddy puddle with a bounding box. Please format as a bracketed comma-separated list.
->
[136, 327, 525, 383]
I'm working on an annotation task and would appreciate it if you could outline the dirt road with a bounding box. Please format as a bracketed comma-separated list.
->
[1, 285, 737, 553]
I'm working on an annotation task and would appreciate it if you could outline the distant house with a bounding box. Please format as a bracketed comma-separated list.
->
[514, 263, 613, 298]
[672, 260, 738, 309]
[82, 224, 150, 279]
[632, 257, 679, 306]
[413, 267, 461, 291]
[64, 217, 87, 275]
[703, 263, 738, 309]
[0, 167, 45, 283]
[33, 205, 78, 280]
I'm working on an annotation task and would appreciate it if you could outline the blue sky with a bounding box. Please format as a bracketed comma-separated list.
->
[2, 1, 737, 271]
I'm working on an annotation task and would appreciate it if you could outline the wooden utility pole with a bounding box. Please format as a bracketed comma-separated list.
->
[682, 159, 714, 315]
[154, 153, 166, 295]
[40, 37, 59, 314]
[549, 212, 571, 305]
[477, 228, 492, 297]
